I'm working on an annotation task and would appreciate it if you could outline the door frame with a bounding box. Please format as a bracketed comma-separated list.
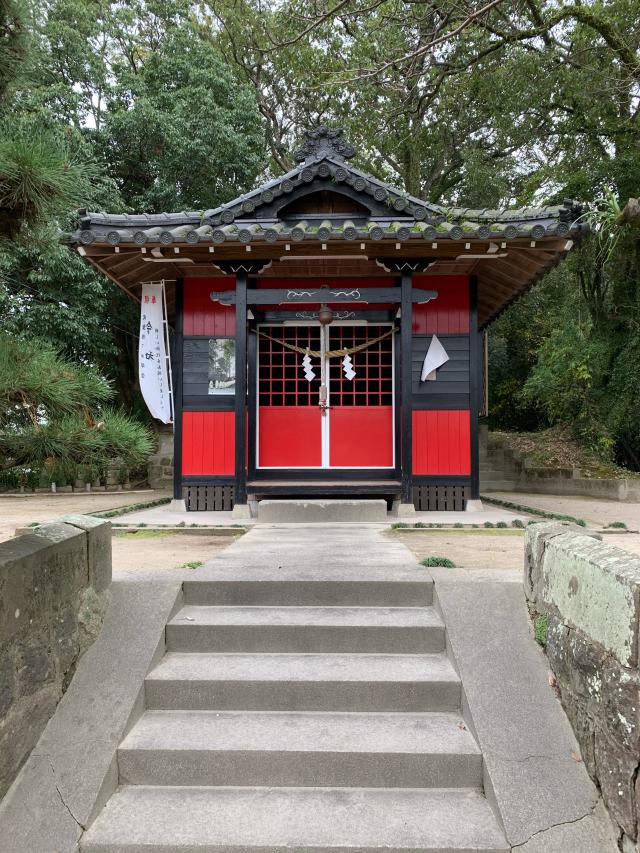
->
[255, 320, 395, 471]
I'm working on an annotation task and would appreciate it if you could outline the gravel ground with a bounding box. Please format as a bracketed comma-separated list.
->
[0, 491, 170, 542]
[394, 528, 640, 569]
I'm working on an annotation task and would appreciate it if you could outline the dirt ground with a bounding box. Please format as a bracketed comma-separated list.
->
[394, 529, 526, 569]
[394, 528, 640, 569]
[0, 491, 170, 542]
[111, 530, 238, 577]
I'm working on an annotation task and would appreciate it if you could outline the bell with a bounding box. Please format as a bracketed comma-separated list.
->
[318, 303, 334, 325]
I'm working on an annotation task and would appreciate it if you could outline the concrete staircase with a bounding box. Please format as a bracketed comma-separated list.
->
[81, 563, 508, 852]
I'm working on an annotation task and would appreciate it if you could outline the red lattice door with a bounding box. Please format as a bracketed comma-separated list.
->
[257, 326, 322, 468]
[257, 324, 394, 469]
[328, 325, 394, 468]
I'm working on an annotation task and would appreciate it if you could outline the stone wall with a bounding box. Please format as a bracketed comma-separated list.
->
[0, 515, 111, 799]
[525, 522, 640, 850]
[480, 427, 640, 502]
[148, 425, 173, 489]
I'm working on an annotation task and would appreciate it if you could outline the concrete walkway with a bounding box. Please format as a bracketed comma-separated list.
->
[116, 504, 529, 527]
[487, 490, 640, 529]
[1, 524, 618, 852]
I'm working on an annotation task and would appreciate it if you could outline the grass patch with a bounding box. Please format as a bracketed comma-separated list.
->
[91, 496, 171, 519]
[496, 521, 508, 528]
[114, 529, 172, 538]
[392, 527, 523, 536]
[533, 613, 549, 647]
[511, 519, 525, 528]
[607, 521, 628, 529]
[421, 556, 456, 568]
[179, 560, 204, 569]
[392, 522, 410, 528]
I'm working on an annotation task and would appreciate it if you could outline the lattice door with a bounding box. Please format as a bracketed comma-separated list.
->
[257, 324, 394, 469]
[257, 326, 322, 467]
[328, 325, 394, 468]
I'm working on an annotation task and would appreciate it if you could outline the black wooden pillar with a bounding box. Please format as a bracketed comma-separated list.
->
[172, 278, 184, 502]
[234, 271, 248, 506]
[469, 275, 480, 500]
[400, 271, 413, 504]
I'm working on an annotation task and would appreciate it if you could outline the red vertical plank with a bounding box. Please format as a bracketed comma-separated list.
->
[412, 410, 471, 475]
[182, 412, 235, 475]
[183, 277, 236, 336]
[412, 275, 469, 335]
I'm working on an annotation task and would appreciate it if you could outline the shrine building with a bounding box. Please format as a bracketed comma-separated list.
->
[69, 127, 584, 515]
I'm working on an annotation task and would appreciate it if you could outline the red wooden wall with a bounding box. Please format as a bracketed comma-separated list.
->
[412, 275, 469, 334]
[182, 411, 235, 475]
[183, 277, 235, 336]
[412, 410, 471, 475]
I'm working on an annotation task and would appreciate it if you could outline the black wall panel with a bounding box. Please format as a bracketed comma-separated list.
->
[411, 334, 470, 408]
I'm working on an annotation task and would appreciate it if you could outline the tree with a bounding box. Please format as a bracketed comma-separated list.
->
[0, 334, 154, 487]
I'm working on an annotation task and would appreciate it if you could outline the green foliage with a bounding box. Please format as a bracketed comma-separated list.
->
[534, 613, 549, 648]
[100, 24, 265, 211]
[0, 0, 29, 102]
[0, 125, 101, 238]
[511, 519, 525, 529]
[421, 556, 456, 568]
[0, 334, 154, 481]
[607, 521, 628, 529]
[483, 521, 495, 528]
[496, 521, 508, 529]
[179, 560, 204, 569]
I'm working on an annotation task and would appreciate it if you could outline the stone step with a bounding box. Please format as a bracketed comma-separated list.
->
[118, 710, 482, 788]
[182, 566, 433, 607]
[145, 652, 461, 712]
[166, 606, 445, 654]
[80, 786, 509, 853]
[257, 499, 389, 522]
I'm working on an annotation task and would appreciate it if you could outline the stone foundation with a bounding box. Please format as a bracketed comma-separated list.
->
[0, 515, 111, 798]
[525, 522, 640, 849]
[148, 425, 174, 489]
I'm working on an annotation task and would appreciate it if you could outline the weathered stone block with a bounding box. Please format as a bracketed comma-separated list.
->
[565, 628, 607, 706]
[557, 683, 597, 778]
[16, 644, 53, 696]
[595, 726, 638, 839]
[0, 651, 15, 717]
[0, 515, 112, 797]
[526, 522, 640, 843]
[545, 612, 571, 681]
[600, 658, 640, 755]
[544, 533, 640, 668]
[60, 514, 112, 593]
[523, 521, 587, 604]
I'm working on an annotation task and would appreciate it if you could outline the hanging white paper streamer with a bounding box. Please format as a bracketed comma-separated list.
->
[139, 282, 172, 423]
[302, 351, 316, 382]
[421, 334, 449, 382]
[342, 353, 356, 381]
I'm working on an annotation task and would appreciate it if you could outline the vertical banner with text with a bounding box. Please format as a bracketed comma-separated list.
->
[139, 282, 173, 423]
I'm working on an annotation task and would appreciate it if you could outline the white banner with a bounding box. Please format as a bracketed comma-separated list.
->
[139, 282, 172, 423]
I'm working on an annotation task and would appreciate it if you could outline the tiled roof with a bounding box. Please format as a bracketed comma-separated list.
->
[69, 127, 585, 248]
